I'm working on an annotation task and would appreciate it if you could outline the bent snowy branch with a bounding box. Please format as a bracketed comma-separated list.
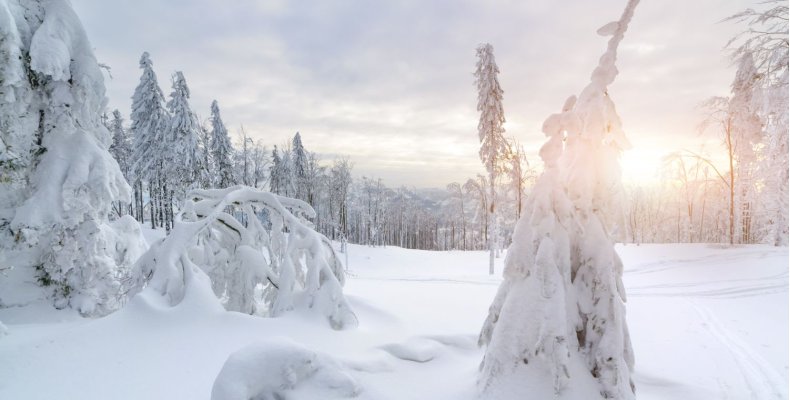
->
[131, 185, 357, 330]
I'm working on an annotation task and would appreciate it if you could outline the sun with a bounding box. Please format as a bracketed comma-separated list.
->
[619, 146, 664, 185]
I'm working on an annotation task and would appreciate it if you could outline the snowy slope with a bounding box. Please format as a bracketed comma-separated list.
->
[0, 241, 786, 399]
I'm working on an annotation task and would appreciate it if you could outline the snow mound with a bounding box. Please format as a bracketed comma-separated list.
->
[380, 337, 444, 363]
[425, 334, 478, 350]
[379, 335, 476, 363]
[211, 338, 360, 400]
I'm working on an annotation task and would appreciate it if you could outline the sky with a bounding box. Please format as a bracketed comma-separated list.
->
[72, 0, 754, 188]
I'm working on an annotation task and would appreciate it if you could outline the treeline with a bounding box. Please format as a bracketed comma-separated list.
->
[109, 0, 788, 250]
[108, 52, 535, 250]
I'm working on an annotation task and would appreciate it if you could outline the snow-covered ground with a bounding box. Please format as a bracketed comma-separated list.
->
[0, 239, 787, 399]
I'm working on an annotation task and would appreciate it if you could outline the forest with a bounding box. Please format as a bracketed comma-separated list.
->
[0, 0, 787, 399]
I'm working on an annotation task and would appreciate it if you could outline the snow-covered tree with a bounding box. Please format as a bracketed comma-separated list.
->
[249, 142, 269, 189]
[197, 122, 213, 189]
[505, 138, 531, 219]
[131, 185, 357, 329]
[130, 51, 169, 227]
[446, 182, 468, 250]
[165, 71, 204, 229]
[234, 126, 256, 187]
[698, 53, 763, 245]
[292, 132, 309, 202]
[108, 109, 133, 217]
[479, 1, 639, 398]
[464, 175, 489, 250]
[475, 43, 509, 275]
[329, 158, 353, 243]
[210, 100, 235, 188]
[279, 145, 296, 198]
[270, 145, 283, 194]
[726, 1, 788, 246]
[0, 0, 146, 315]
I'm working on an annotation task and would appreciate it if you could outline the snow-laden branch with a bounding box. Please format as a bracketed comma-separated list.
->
[131, 185, 357, 330]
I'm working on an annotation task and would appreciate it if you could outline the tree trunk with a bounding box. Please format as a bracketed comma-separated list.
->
[488, 168, 495, 275]
[149, 178, 156, 229]
[726, 120, 735, 245]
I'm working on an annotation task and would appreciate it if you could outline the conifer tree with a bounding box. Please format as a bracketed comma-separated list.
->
[130, 52, 169, 227]
[199, 123, 213, 189]
[164, 71, 203, 230]
[474, 43, 508, 275]
[0, 0, 145, 315]
[479, 1, 640, 398]
[210, 100, 235, 188]
[292, 132, 309, 201]
[270, 146, 282, 194]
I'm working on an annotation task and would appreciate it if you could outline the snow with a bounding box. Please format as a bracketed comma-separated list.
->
[0, 241, 786, 399]
[211, 338, 359, 400]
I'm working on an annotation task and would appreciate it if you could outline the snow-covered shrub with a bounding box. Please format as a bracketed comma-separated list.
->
[211, 338, 360, 400]
[0, 0, 145, 315]
[131, 185, 357, 330]
[479, 1, 639, 399]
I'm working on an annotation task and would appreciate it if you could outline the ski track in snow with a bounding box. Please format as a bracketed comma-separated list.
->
[353, 276, 500, 286]
[628, 280, 788, 299]
[692, 301, 788, 400]
[625, 249, 788, 299]
[624, 249, 775, 276]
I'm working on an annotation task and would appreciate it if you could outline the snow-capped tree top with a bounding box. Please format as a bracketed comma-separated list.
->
[474, 43, 508, 175]
[589, 0, 639, 89]
[210, 100, 226, 136]
[139, 51, 152, 69]
[109, 110, 127, 157]
[170, 71, 191, 102]
[292, 132, 308, 179]
[131, 52, 166, 129]
[130, 51, 169, 180]
[167, 71, 198, 138]
[166, 71, 202, 187]
[210, 100, 235, 188]
[210, 99, 221, 118]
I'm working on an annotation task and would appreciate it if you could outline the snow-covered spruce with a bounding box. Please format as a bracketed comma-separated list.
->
[209, 100, 235, 189]
[479, 1, 639, 399]
[292, 132, 309, 202]
[164, 71, 204, 228]
[0, 0, 146, 315]
[211, 338, 359, 400]
[129, 51, 169, 227]
[474, 43, 508, 275]
[131, 185, 357, 330]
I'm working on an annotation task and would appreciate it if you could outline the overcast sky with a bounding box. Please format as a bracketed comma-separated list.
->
[72, 0, 753, 188]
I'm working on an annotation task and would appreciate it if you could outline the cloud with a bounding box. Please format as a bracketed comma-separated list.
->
[72, 0, 752, 187]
